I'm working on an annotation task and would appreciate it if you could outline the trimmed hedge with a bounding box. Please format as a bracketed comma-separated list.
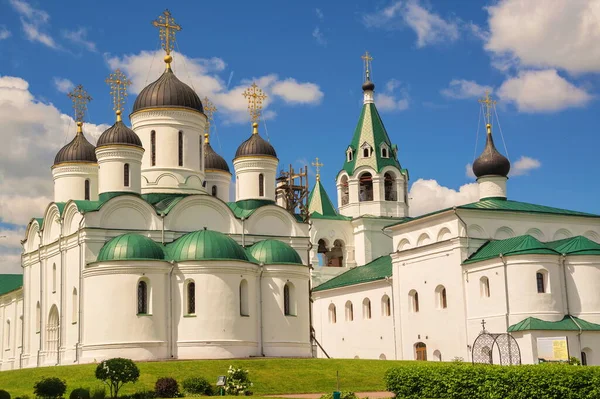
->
[385, 362, 600, 399]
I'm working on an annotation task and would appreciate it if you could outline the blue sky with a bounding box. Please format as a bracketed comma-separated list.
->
[1, 0, 599, 272]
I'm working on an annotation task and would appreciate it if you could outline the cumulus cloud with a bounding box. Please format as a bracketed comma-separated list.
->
[511, 156, 541, 176]
[52, 77, 74, 94]
[63, 27, 96, 52]
[497, 69, 592, 112]
[9, 0, 59, 49]
[408, 179, 479, 217]
[0, 26, 11, 40]
[363, 0, 459, 47]
[375, 79, 409, 112]
[272, 79, 324, 104]
[0, 226, 26, 274]
[441, 79, 493, 100]
[485, 0, 600, 74]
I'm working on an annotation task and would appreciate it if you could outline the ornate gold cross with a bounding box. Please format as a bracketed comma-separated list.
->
[67, 85, 92, 131]
[105, 69, 131, 121]
[203, 97, 217, 135]
[478, 90, 496, 126]
[312, 157, 324, 181]
[242, 82, 267, 124]
[361, 51, 373, 80]
[152, 9, 181, 65]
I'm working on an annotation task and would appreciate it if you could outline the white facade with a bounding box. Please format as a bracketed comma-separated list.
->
[52, 163, 98, 202]
[96, 145, 144, 195]
[234, 156, 278, 202]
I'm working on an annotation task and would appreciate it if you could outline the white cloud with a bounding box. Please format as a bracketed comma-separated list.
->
[52, 77, 74, 94]
[363, 0, 459, 48]
[375, 79, 409, 112]
[485, 0, 600, 74]
[63, 27, 96, 52]
[465, 163, 476, 179]
[0, 26, 11, 40]
[511, 156, 541, 176]
[408, 178, 479, 217]
[441, 79, 493, 100]
[312, 27, 327, 46]
[272, 79, 323, 105]
[466, 22, 488, 41]
[497, 69, 592, 112]
[10, 0, 59, 49]
[9, 0, 48, 22]
[316, 8, 324, 21]
[21, 18, 58, 49]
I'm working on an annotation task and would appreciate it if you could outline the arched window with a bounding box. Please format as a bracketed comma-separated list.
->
[409, 290, 419, 313]
[239, 279, 249, 316]
[187, 281, 196, 315]
[433, 350, 442, 361]
[359, 172, 373, 202]
[340, 175, 349, 206]
[35, 301, 41, 333]
[178, 131, 184, 167]
[480, 276, 490, 297]
[363, 298, 371, 319]
[137, 280, 148, 315]
[84, 179, 90, 200]
[582, 351, 588, 366]
[328, 304, 337, 324]
[46, 306, 59, 354]
[347, 151, 353, 162]
[52, 263, 57, 293]
[151, 130, 156, 166]
[382, 295, 391, 316]
[415, 342, 427, 361]
[284, 283, 295, 316]
[18, 315, 23, 348]
[124, 163, 130, 187]
[379, 353, 387, 360]
[381, 147, 388, 158]
[211, 185, 217, 197]
[363, 148, 370, 158]
[329, 239, 344, 267]
[435, 285, 447, 309]
[72, 288, 78, 323]
[384, 172, 396, 201]
[259, 174, 264, 197]
[345, 301, 354, 321]
[5, 320, 10, 348]
[536, 270, 548, 293]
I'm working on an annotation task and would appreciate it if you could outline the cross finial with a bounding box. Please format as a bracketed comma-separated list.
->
[481, 319, 487, 331]
[105, 69, 131, 122]
[203, 97, 217, 137]
[312, 157, 324, 181]
[67, 84, 92, 133]
[361, 51, 373, 80]
[152, 9, 182, 68]
[478, 90, 496, 127]
[242, 82, 267, 131]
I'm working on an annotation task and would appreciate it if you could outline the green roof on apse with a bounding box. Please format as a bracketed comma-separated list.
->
[227, 199, 277, 218]
[545, 235, 600, 255]
[313, 255, 392, 292]
[247, 239, 303, 265]
[97, 233, 165, 261]
[0, 274, 23, 296]
[464, 235, 556, 264]
[168, 229, 249, 262]
[508, 316, 600, 332]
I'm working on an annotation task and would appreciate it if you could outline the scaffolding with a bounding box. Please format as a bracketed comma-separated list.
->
[276, 164, 310, 221]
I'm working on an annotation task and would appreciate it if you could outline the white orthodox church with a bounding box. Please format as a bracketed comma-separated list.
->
[2, 11, 600, 372]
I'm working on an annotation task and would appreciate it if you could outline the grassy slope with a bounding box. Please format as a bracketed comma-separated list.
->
[0, 358, 410, 396]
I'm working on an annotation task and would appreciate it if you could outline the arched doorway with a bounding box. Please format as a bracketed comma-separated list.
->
[359, 172, 373, 202]
[47, 305, 59, 355]
[317, 239, 329, 266]
[415, 342, 427, 361]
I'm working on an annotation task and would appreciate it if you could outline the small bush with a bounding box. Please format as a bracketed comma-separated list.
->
[182, 377, 213, 395]
[319, 392, 357, 399]
[154, 377, 179, 398]
[95, 358, 140, 398]
[90, 388, 105, 399]
[127, 392, 155, 399]
[224, 365, 253, 396]
[70, 389, 90, 399]
[34, 377, 67, 399]
[0, 390, 11, 399]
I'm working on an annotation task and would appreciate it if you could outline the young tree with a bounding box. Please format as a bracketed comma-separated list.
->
[95, 358, 140, 398]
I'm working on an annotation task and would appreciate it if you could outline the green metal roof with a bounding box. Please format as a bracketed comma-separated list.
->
[508, 316, 600, 332]
[0, 274, 23, 296]
[545, 236, 600, 256]
[247, 239, 303, 265]
[227, 199, 277, 219]
[97, 233, 165, 261]
[168, 229, 249, 262]
[307, 180, 349, 220]
[341, 103, 402, 176]
[464, 235, 556, 264]
[313, 255, 392, 292]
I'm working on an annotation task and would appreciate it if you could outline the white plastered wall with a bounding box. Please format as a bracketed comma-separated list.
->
[52, 164, 98, 202]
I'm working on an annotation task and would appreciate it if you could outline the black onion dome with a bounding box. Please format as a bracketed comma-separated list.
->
[54, 131, 97, 166]
[204, 142, 230, 173]
[472, 128, 511, 178]
[362, 79, 375, 91]
[132, 69, 203, 113]
[96, 120, 142, 148]
[234, 132, 277, 159]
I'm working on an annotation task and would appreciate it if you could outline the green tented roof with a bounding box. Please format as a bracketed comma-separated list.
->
[464, 235, 556, 264]
[97, 234, 165, 261]
[545, 236, 600, 255]
[0, 274, 23, 296]
[307, 180, 349, 220]
[342, 103, 402, 176]
[247, 239, 303, 265]
[168, 229, 249, 262]
[227, 199, 277, 219]
[313, 255, 392, 292]
[508, 316, 600, 332]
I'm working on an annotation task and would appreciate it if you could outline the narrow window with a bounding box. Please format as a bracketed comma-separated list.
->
[363, 148, 369, 158]
[5, 320, 10, 348]
[409, 290, 419, 313]
[363, 298, 371, 319]
[187, 281, 196, 314]
[199, 135, 203, 167]
[212, 185, 217, 197]
[72, 288, 78, 323]
[347, 151, 353, 162]
[480, 277, 490, 298]
[178, 131, 183, 166]
[284, 284, 291, 316]
[239, 279, 249, 316]
[52, 263, 57, 293]
[84, 179, 90, 201]
[382, 295, 391, 317]
[345, 301, 354, 321]
[382, 147, 388, 158]
[35, 302, 40, 333]
[259, 174, 264, 197]
[124, 163, 130, 187]
[582, 351, 588, 366]
[18, 315, 23, 347]
[536, 272, 546, 293]
[441, 288, 447, 309]
[151, 130, 156, 166]
[329, 304, 336, 324]
[137, 280, 148, 314]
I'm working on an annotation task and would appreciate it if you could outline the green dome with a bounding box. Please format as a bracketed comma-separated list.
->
[248, 240, 303, 265]
[168, 229, 249, 262]
[97, 234, 165, 261]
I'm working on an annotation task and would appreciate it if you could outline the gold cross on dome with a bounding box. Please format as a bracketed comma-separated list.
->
[361, 51, 373, 80]
[67, 84, 92, 126]
[242, 82, 267, 123]
[203, 97, 217, 135]
[105, 69, 131, 121]
[312, 157, 324, 181]
[152, 9, 181, 64]
[478, 90, 496, 126]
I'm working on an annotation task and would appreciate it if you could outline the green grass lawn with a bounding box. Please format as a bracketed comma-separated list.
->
[0, 358, 409, 397]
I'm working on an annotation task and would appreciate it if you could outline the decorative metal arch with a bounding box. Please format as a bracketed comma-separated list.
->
[472, 320, 521, 365]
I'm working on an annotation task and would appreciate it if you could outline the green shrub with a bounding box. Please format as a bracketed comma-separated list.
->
[95, 358, 140, 398]
[124, 392, 155, 399]
[33, 377, 67, 399]
[319, 392, 357, 399]
[224, 365, 253, 396]
[154, 377, 179, 398]
[90, 388, 105, 399]
[182, 377, 213, 395]
[0, 389, 10, 399]
[69, 388, 90, 399]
